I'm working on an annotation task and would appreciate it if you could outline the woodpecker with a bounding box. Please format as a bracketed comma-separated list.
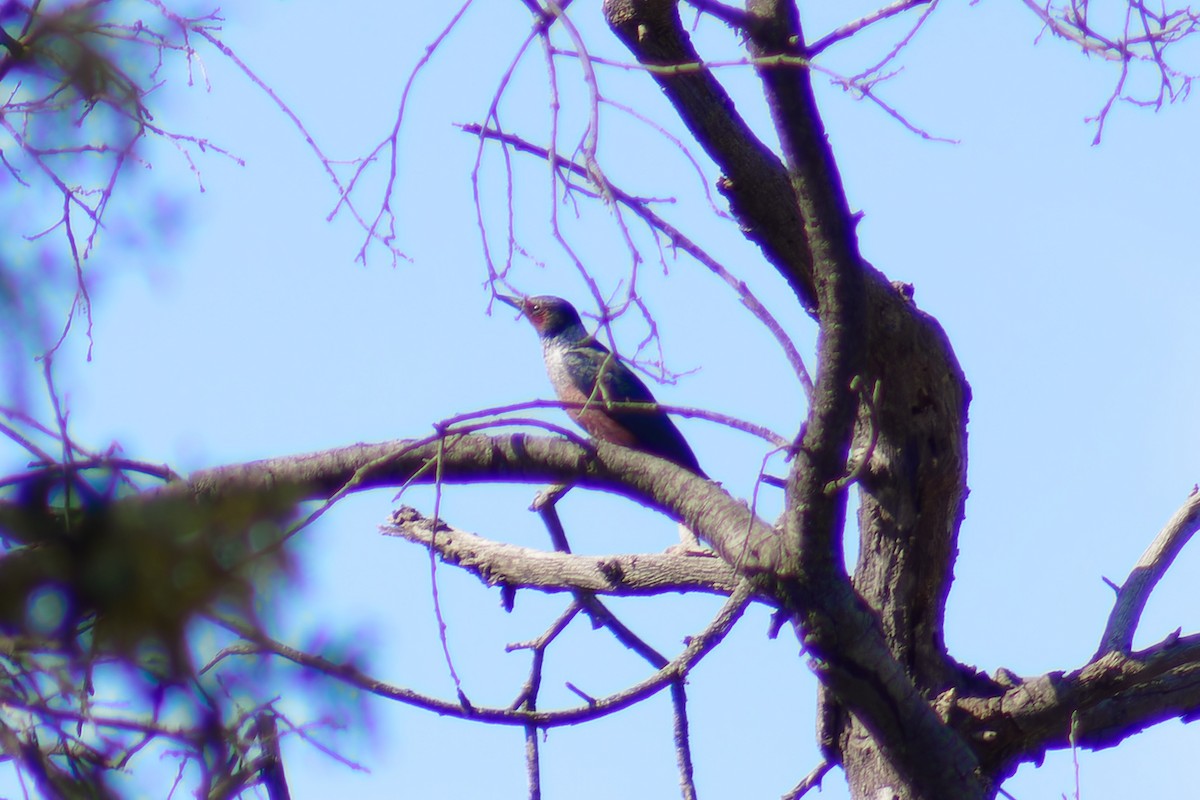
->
[498, 295, 706, 480]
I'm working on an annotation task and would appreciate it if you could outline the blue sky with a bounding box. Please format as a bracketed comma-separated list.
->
[4, 1, 1199, 797]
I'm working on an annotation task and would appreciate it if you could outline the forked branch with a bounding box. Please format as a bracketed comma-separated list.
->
[1097, 487, 1200, 656]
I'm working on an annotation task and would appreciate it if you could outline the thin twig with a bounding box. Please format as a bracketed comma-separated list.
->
[524, 723, 541, 800]
[441, 396, 789, 448]
[428, 435, 470, 709]
[463, 124, 814, 395]
[807, 0, 932, 55]
[209, 582, 754, 728]
[671, 680, 697, 800]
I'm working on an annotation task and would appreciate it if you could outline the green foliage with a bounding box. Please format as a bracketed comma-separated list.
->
[0, 468, 298, 679]
[0, 465, 303, 797]
[13, 6, 142, 109]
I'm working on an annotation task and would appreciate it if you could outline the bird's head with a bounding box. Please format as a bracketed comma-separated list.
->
[498, 295, 586, 340]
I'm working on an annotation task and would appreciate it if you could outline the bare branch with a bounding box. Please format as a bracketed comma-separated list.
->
[548, 49, 955, 143]
[462, 124, 814, 395]
[170, 434, 793, 579]
[671, 681, 697, 800]
[959, 632, 1200, 772]
[683, 0, 757, 31]
[782, 759, 833, 800]
[382, 506, 743, 597]
[251, 713, 291, 800]
[440, 394, 791, 448]
[524, 722, 541, 800]
[160, 8, 410, 264]
[602, 0, 818, 308]
[1096, 487, 1200, 656]
[850, 0, 940, 84]
[335, 0, 475, 264]
[210, 581, 754, 728]
[1020, 0, 1200, 141]
[807, 0, 933, 56]
[1072, 662, 1200, 749]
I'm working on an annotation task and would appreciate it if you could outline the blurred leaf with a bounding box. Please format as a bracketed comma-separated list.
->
[0, 468, 301, 681]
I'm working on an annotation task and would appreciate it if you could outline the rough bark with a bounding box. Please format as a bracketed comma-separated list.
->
[602, 1, 983, 797]
[592, 1, 1200, 796]
[7, 426, 1196, 796]
[383, 505, 743, 596]
[4, 2, 1199, 796]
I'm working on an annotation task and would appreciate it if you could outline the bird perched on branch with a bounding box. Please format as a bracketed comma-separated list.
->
[498, 294, 706, 480]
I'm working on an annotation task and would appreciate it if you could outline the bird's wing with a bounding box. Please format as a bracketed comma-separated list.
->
[561, 342, 703, 475]
[561, 340, 658, 405]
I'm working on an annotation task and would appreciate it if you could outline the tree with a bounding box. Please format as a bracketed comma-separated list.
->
[1, 1, 1198, 798]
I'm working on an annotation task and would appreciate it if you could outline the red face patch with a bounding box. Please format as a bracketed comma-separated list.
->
[526, 302, 548, 326]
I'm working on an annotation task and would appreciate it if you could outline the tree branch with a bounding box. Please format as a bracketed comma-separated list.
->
[382, 505, 744, 596]
[1097, 486, 1200, 656]
[158, 434, 791, 576]
[745, 0, 864, 287]
[461, 123, 815, 395]
[959, 632, 1200, 774]
[783, 759, 833, 800]
[602, 0, 818, 309]
[210, 579, 754, 728]
[806, 0, 933, 56]
[601, 3, 980, 796]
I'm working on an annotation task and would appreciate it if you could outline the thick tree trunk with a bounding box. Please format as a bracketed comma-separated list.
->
[833, 270, 983, 800]
[602, 2, 988, 797]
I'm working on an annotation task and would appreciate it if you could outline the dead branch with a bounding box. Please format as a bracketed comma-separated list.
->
[382, 505, 742, 596]
[1096, 487, 1200, 656]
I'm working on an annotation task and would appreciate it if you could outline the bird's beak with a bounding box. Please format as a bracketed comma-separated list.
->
[497, 294, 525, 314]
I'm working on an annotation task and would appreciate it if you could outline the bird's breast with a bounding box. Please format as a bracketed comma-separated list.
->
[542, 342, 639, 445]
[542, 342, 593, 404]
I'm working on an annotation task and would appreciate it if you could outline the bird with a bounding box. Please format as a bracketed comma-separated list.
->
[498, 294, 707, 480]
